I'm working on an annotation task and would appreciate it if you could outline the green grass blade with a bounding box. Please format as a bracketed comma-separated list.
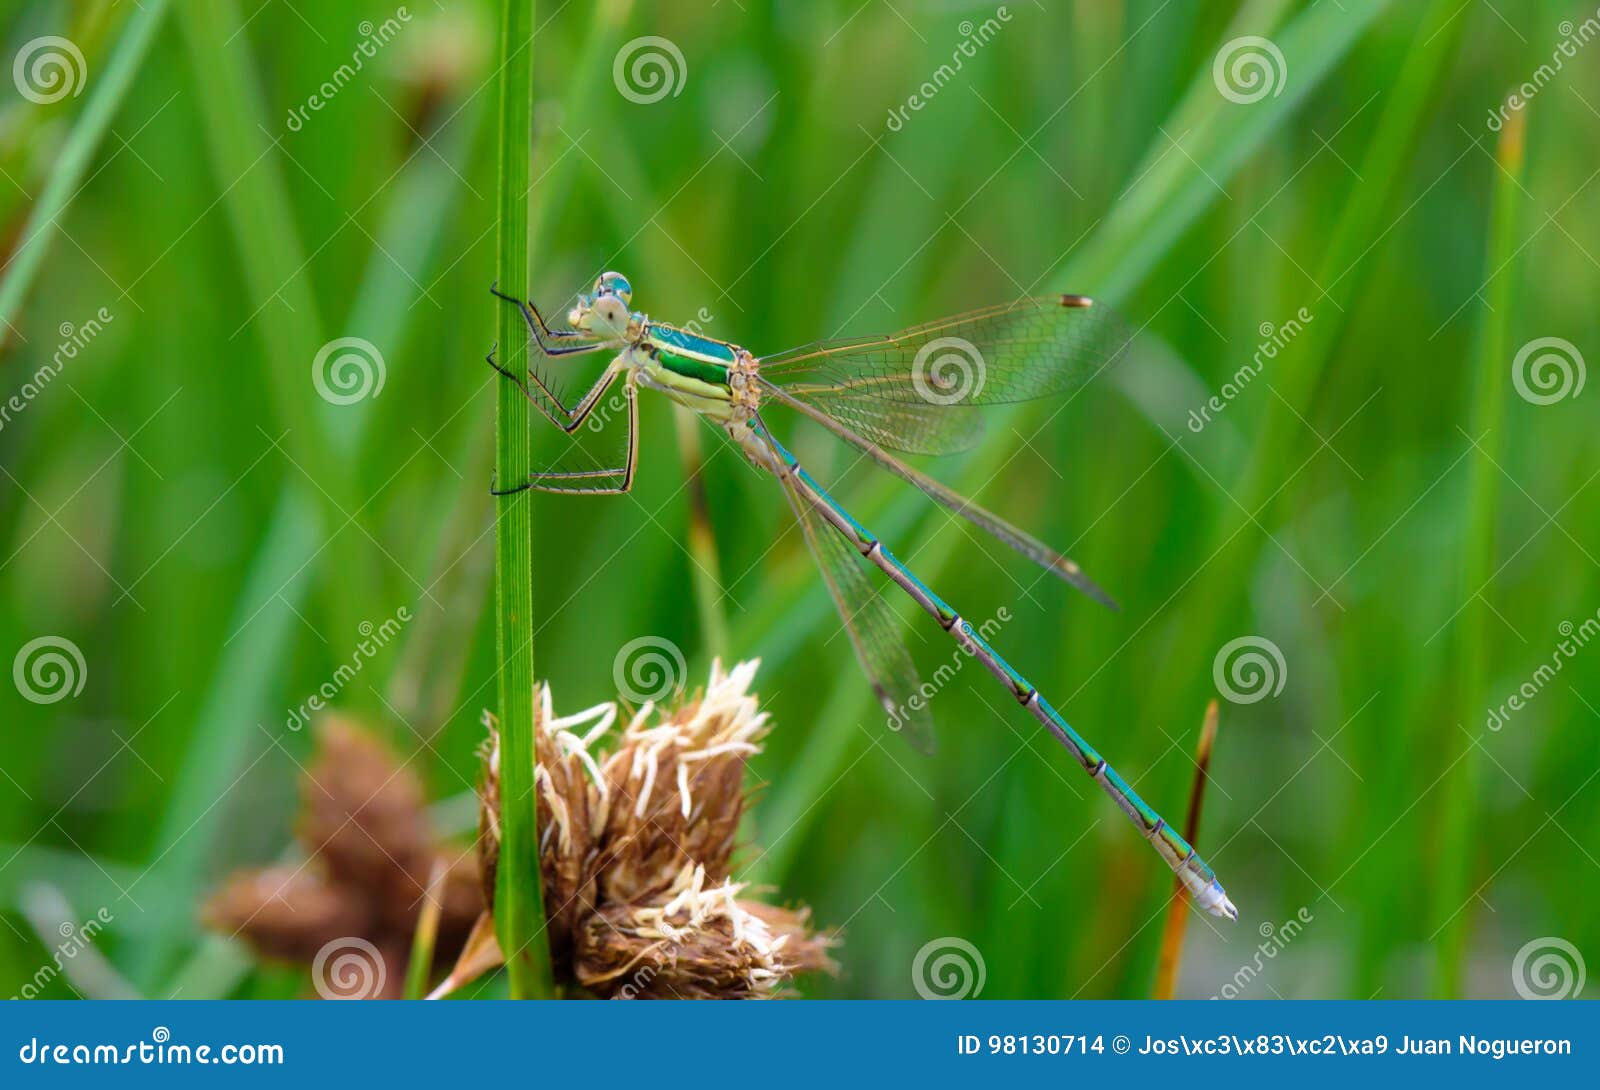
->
[490, 0, 554, 1000]
[173, 0, 375, 651]
[1431, 106, 1526, 997]
[404, 860, 449, 1000]
[130, 490, 320, 986]
[386, 0, 626, 725]
[1068, 0, 1391, 298]
[1220, 0, 1468, 551]
[127, 0, 406, 985]
[1116, 2, 1466, 990]
[135, 7, 489, 991]
[16, 883, 140, 999]
[0, 0, 170, 339]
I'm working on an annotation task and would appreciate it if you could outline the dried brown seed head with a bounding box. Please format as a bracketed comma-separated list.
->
[471, 659, 834, 999]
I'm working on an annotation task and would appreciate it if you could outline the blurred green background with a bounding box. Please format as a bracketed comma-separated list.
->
[2, 0, 1597, 1000]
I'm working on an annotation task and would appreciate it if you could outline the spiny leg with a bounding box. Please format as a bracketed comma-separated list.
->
[489, 282, 599, 356]
[485, 284, 635, 495]
[485, 346, 628, 436]
[487, 279, 614, 419]
[491, 373, 639, 496]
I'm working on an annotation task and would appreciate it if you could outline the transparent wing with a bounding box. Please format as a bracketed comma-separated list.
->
[762, 438, 937, 754]
[761, 381, 1117, 609]
[758, 295, 1133, 422]
[787, 396, 985, 457]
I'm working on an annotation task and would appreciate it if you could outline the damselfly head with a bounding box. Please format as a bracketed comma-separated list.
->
[568, 270, 635, 336]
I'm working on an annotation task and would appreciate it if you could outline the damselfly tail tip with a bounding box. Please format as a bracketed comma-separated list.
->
[1183, 869, 1238, 920]
[1208, 889, 1239, 922]
[1059, 293, 1094, 309]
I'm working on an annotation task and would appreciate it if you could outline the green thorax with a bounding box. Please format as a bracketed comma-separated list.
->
[644, 321, 736, 387]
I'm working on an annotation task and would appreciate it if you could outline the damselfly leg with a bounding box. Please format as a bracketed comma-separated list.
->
[486, 286, 638, 496]
[490, 282, 605, 355]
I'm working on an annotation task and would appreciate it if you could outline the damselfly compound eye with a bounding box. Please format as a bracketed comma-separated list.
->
[595, 270, 632, 306]
[592, 293, 629, 332]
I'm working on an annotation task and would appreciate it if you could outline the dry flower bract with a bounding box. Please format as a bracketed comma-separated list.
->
[456, 658, 835, 999]
[203, 715, 481, 998]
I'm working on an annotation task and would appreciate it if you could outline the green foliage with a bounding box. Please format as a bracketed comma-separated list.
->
[2, 0, 1596, 1000]
[489, 0, 554, 1000]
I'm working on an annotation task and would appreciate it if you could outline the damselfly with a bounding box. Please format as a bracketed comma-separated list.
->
[488, 272, 1237, 919]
